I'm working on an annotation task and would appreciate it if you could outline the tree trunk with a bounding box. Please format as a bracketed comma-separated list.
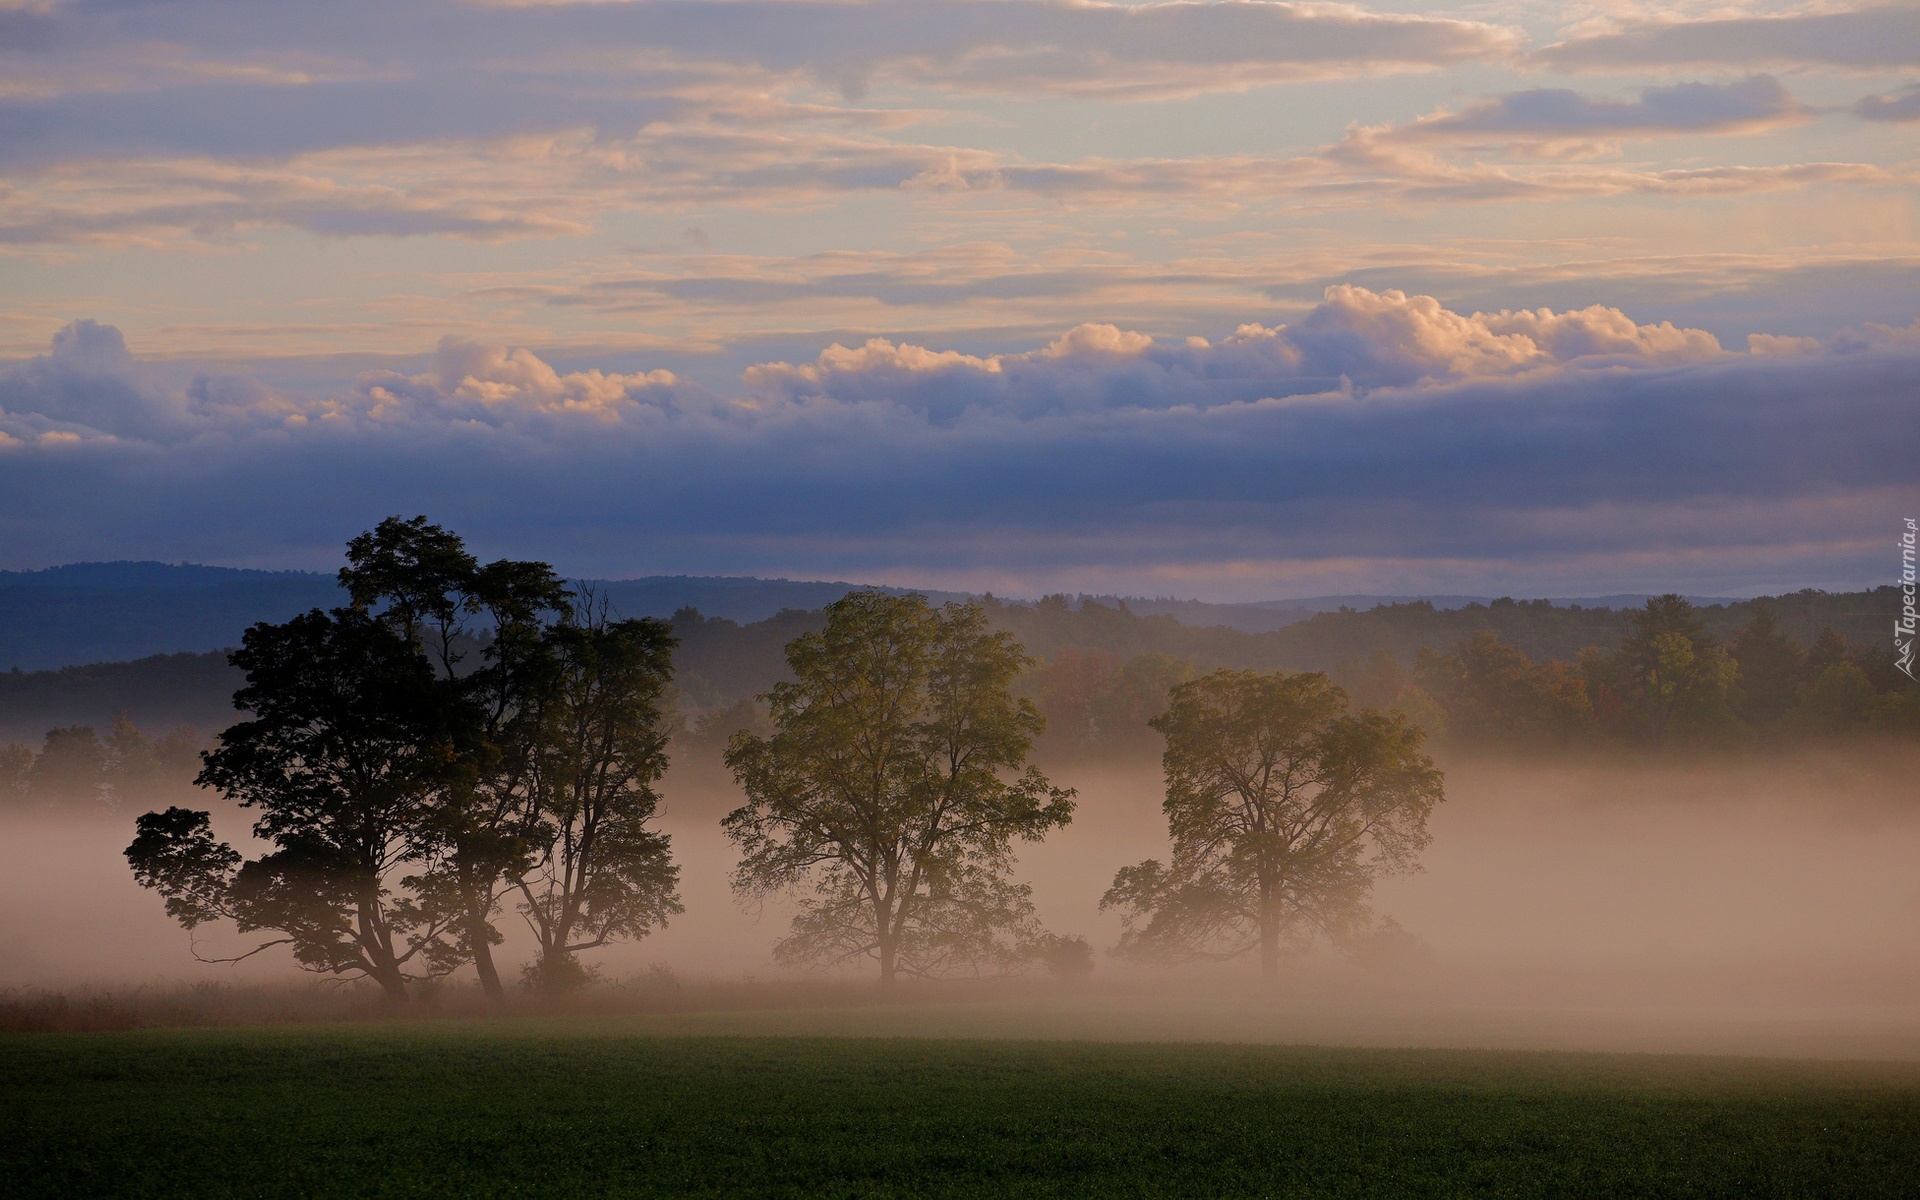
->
[469, 910, 505, 1002]
[369, 960, 410, 1003]
[1259, 881, 1280, 979]
[357, 897, 409, 1003]
[875, 892, 898, 986]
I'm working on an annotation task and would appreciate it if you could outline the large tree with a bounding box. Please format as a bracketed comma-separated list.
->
[514, 602, 683, 991]
[724, 593, 1074, 984]
[128, 516, 683, 1002]
[1103, 669, 1443, 977]
[337, 516, 571, 1000]
[127, 608, 467, 1001]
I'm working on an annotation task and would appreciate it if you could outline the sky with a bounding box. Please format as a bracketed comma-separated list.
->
[0, 0, 1915, 600]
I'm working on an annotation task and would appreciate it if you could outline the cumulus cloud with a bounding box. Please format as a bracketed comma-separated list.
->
[1534, 5, 1920, 71]
[355, 336, 684, 425]
[745, 286, 1724, 416]
[0, 304, 1911, 594]
[0, 321, 688, 445]
[0, 320, 181, 442]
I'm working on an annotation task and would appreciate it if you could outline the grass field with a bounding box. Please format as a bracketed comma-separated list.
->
[5, 1018, 1920, 1198]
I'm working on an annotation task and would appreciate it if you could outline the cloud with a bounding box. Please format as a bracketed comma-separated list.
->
[1535, 5, 1920, 71]
[0, 0, 1524, 192]
[15, 109, 1896, 249]
[740, 286, 1724, 417]
[1, 0, 1521, 138]
[1385, 77, 1808, 150]
[355, 335, 684, 425]
[0, 319, 180, 441]
[1855, 85, 1920, 122]
[0, 302, 1910, 594]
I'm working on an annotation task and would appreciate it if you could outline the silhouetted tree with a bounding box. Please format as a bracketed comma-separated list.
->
[337, 516, 573, 1000]
[127, 608, 466, 1001]
[26, 725, 106, 806]
[1103, 669, 1442, 977]
[514, 604, 682, 992]
[725, 593, 1074, 984]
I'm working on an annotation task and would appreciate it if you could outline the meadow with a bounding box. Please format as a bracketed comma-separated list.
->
[6, 1016, 1920, 1198]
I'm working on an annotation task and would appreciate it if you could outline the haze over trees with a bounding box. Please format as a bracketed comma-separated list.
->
[11, 583, 1909, 757]
[124, 518, 683, 1002]
[724, 593, 1075, 984]
[1104, 669, 1444, 976]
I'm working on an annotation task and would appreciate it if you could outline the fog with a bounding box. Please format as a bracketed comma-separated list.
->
[6, 748, 1919, 1059]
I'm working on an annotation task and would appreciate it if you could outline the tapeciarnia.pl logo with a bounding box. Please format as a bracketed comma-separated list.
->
[1899, 518, 1917, 681]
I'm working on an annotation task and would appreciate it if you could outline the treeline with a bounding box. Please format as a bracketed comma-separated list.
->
[3, 580, 1907, 761]
[0, 716, 204, 809]
[1016, 596, 1917, 757]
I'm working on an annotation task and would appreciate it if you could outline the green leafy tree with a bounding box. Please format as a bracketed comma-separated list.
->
[126, 608, 466, 1001]
[514, 605, 683, 992]
[1794, 661, 1883, 736]
[1103, 669, 1443, 977]
[724, 593, 1074, 984]
[1589, 595, 1743, 744]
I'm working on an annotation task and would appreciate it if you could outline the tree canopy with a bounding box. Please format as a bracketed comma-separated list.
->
[1104, 669, 1443, 976]
[724, 592, 1074, 984]
[125, 517, 683, 1001]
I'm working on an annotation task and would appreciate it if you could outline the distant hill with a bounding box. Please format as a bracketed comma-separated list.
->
[0, 562, 970, 672]
[0, 565, 346, 672]
[0, 559, 1831, 673]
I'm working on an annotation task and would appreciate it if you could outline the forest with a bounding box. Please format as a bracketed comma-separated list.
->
[5, 582, 1913, 811]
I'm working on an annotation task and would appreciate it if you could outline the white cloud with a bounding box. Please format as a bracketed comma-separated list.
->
[356, 336, 682, 424]
[744, 286, 1726, 414]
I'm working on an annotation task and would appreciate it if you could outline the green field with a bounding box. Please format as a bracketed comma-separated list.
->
[5, 1019, 1919, 1198]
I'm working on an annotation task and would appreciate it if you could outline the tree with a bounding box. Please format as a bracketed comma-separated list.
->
[338, 515, 573, 1000]
[332, 515, 684, 997]
[0, 741, 29, 804]
[1414, 632, 1590, 748]
[1589, 595, 1742, 744]
[1032, 647, 1123, 755]
[127, 608, 466, 1001]
[514, 605, 683, 991]
[1088, 652, 1196, 752]
[724, 593, 1074, 984]
[27, 726, 107, 807]
[1103, 669, 1443, 977]
[1729, 604, 1803, 728]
